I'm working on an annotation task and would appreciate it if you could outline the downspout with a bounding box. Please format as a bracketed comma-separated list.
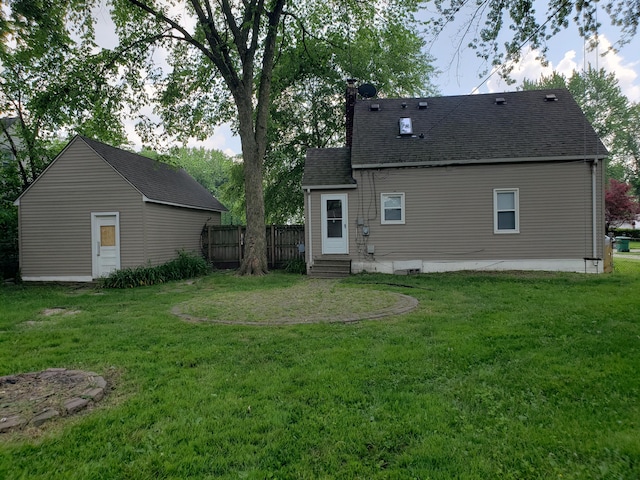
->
[592, 159, 598, 265]
[306, 188, 313, 268]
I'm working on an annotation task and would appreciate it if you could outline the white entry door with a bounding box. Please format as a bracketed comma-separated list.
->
[321, 194, 348, 254]
[92, 213, 121, 278]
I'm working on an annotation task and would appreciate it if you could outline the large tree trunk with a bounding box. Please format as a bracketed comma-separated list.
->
[236, 100, 268, 275]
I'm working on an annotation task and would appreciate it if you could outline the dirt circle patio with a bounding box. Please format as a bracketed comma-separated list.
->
[172, 278, 419, 326]
[0, 368, 107, 435]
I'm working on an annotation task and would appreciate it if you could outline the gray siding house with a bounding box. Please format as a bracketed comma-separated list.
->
[14, 135, 226, 282]
[302, 87, 608, 275]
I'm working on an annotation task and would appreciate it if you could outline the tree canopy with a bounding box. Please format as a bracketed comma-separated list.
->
[606, 178, 640, 228]
[522, 67, 640, 194]
[430, 1, 640, 78]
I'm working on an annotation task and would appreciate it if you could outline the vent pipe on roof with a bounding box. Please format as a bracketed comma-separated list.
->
[545, 94, 558, 102]
[370, 103, 380, 111]
[418, 101, 428, 109]
[495, 97, 506, 105]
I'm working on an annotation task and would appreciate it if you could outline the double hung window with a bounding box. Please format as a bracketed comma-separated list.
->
[381, 193, 405, 224]
[494, 189, 519, 233]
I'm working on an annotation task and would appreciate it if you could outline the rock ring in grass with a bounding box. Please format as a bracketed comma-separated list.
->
[172, 279, 419, 325]
[0, 368, 107, 434]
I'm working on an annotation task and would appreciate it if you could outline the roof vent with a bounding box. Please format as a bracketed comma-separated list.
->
[370, 103, 380, 111]
[495, 97, 506, 105]
[545, 94, 558, 102]
[401, 102, 407, 109]
[418, 101, 428, 109]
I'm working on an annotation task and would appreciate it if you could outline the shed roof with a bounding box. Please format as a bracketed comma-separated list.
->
[79, 136, 227, 212]
[350, 88, 608, 168]
[302, 148, 355, 189]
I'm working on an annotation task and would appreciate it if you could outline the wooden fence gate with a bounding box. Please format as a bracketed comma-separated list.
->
[201, 225, 305, 269]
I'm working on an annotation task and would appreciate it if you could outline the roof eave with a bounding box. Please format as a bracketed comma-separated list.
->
[302, 184, 358, 191]
[142, 195, 227, 212]
[352, 154, 607, 170]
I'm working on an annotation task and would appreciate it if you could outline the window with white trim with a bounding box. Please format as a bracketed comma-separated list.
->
[494, 188, 519, 233]
[381, 193, 405, 224]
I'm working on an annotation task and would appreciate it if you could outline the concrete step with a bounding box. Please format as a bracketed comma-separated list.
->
[309, 258, 351, 278]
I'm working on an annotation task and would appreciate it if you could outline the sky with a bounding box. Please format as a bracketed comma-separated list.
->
[101, 3, 640, 156]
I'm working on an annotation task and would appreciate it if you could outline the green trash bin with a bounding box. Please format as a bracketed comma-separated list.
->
[616, 236, 631, 252]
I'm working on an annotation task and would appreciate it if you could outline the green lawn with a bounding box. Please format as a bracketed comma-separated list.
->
[1, 263, 639, 479]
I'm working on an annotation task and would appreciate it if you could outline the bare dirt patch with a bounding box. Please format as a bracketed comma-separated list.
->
[0, 369, 107, 435]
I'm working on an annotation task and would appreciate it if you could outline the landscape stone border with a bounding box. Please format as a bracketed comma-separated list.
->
[0, 368, 107, 434]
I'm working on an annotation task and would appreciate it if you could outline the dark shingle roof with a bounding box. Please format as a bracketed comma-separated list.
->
[351, 88, 608, 167]
[80, 136, 227, 212]
[302, 148, 355, 188]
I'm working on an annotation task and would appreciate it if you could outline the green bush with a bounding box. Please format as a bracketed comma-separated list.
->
[283, 257, 306, 274]
[612, 228, 640, 239]
[100, 250, 210, 288]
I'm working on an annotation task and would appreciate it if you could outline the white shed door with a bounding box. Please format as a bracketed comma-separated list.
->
[92, 213, 121, 278]
[321, 194, 348, 254]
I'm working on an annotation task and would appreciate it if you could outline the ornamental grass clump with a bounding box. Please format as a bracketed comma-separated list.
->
[100, 250, 209, 288]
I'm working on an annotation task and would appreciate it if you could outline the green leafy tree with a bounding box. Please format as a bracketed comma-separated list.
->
[262, 6, 437, 223]
[522, 67, 640, 191]
[430, 1, 640, 79]
[1, 0, 132, 278]
[141, 146, 243, 224]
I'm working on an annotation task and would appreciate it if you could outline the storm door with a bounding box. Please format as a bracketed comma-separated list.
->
[321, 194, 348, 254]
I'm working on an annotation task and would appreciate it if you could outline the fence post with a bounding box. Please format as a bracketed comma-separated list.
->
[270, 225, 276, 268]
[207, 225, 212, 263]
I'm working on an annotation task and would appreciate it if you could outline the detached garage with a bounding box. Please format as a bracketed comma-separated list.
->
[14, 135, 227, 282]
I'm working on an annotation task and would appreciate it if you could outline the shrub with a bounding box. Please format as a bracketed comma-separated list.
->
[612, 228, 640, 240]
[100, 250, 210, 288]
[283, 257, 306, 275]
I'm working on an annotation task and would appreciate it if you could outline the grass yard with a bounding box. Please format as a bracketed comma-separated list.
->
[1, 262, 639, 479]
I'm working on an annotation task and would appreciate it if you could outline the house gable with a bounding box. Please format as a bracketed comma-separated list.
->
[80, 136, 227, 212]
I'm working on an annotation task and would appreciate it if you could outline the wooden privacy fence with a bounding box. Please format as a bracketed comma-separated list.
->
[201, 224, 305, 269]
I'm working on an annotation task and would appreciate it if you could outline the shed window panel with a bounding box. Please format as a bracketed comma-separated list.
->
[494, 189, 519, 234]
[381, 193, 405, 224]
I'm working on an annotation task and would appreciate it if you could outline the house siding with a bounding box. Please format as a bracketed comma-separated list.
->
[17, 140, 145, 279]
[307, 160, 604, 273]
[143, 202, 221, 266]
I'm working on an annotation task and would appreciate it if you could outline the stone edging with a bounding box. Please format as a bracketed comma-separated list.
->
[0, 368, 107, 433]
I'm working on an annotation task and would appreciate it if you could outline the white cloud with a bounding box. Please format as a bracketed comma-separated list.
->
[485, 34, 640, 102]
